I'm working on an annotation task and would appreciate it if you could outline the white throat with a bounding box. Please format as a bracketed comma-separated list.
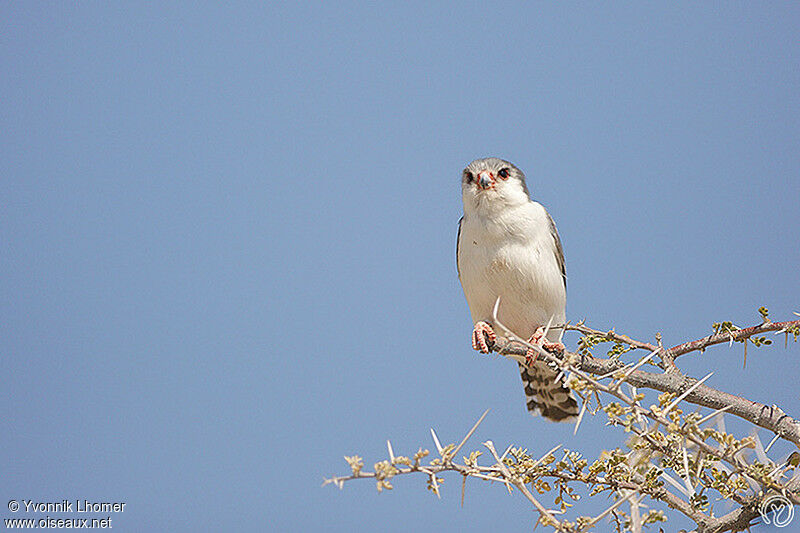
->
[462, 186, 530, 221]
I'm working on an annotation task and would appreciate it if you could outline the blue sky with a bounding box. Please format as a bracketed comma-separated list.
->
[2, 2, 799, 531]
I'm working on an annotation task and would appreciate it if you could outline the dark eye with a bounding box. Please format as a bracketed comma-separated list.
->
[498, 168, 510, 179]
[464, 170, 474, 183]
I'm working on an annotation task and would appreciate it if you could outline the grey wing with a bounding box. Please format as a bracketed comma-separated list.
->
[546, 212, 566, 290]
[456, 216, 463, 279]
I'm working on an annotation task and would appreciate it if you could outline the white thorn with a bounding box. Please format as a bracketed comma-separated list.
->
[617, 349, 659, 384]
[660, 471, 694, 497]
[681, 446, 695, 495]
[769, 463, 786, 479]
[430, 428, 443, 454]
[500, 443, 513, 461]
[663, 372, 714, 416]
[453, 409, 490, 457]
[580, 491, 638, 532]
[542, 315, 555, 340]
[574, 399, 589, 435]
[752, 431, 770, 464]
[534, 444, 563, 467]
[764, 433, 781, 454]
[386, 439, 395, 463]
[697, 405, 732, 426]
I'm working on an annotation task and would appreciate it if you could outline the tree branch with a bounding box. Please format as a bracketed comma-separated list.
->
[668, 320, 800, 360]
[329, 311, 800, 532]
[491, 342, 800, 449]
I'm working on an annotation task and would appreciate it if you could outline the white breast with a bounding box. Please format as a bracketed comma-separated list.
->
[457, 201, 566, 342]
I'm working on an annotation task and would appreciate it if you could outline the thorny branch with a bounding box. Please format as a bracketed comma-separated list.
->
[669, 320, 800, 360]
[497, 337, 800, 449]
[326, 308, 800, 532]
[558, 316, 800, 449]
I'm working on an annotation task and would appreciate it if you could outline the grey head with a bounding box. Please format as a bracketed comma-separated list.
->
[461, 157, 531, 213]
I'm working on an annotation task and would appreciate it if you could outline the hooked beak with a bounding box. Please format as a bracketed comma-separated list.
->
[477, 171, 495, 190]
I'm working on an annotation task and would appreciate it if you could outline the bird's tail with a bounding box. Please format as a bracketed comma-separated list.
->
[518, 361, 579, 422]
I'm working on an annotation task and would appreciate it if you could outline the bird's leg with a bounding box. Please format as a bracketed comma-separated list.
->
[525, 326, 565, 366]
[471, 321, 496, 354]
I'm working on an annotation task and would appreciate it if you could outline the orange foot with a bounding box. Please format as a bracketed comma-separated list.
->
[525, 326, 565, 366]
[471, 321, 496, 354]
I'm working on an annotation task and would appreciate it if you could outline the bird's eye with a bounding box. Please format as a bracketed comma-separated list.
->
[498, 168, 510, 179]
[464, 171, 474, 183]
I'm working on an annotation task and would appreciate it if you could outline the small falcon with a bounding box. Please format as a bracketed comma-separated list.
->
[456, 157, 578, 422]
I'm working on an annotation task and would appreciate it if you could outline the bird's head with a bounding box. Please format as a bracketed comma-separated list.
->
[461, 157, 530, 215]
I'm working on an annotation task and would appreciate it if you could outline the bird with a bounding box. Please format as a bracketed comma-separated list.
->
[456, 157, 579, 422]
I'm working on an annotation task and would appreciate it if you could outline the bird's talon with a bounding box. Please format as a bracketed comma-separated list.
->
[525, 347, 539, 366]
[527, 327, 566, 358]
[544, 341, 566, 354]
[471, 321, 496, 354]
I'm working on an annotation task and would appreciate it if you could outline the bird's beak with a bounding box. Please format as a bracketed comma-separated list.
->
[477, 171, 495, 190]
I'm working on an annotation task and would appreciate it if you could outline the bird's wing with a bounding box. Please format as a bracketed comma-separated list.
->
[455, 216, 463, 279]
[546, 212, 566, 290]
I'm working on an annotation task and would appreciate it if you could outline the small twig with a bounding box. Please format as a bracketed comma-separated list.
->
[668, 320, 800, 360]
[565, 323, 659, 353]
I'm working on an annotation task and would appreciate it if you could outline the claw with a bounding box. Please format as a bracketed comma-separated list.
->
[525, 326, 565, 366]
[525, 346, 539, 366]
[471, 321, 496, 353]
